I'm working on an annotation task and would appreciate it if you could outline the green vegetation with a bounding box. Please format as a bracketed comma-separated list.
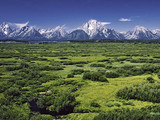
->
[94, 105, 160, 120]
[83, 71, 109, 82]
[1, 43, 160, 119]
[117, 82, 160, 103]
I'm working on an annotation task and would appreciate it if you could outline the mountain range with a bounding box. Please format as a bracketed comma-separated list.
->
[0, 19, 160, 41]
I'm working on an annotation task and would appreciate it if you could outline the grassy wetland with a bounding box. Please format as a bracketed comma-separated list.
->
[0, 42, 160, 120]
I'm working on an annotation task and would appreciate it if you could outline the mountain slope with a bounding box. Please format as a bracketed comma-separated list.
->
[66, 30, 89, 40]
[39, 26, 67, 40]
[9, 26, 44, 40]
[125, 26, 159, 40]
[0, 22, 13, 36]
[152, 29, 160, 39]
[104, 29, 124, 40]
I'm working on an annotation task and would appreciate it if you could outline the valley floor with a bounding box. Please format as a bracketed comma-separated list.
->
[0, 43, 160, 120]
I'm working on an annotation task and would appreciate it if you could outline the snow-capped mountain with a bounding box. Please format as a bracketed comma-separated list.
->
[125, 26, 159, 40]
[66, 30, 89, 40]
[0, 20, 160, 41]
[0, 22, 43, 40]
[9, 26, 44, 40]
[78, 19, 108, 39]
[78, 19, 123, 40]
[152, 29, 160, 38]
[103, 29, 124, 39]
[38, 26, 67, 40]
[0, 22, 13, 36]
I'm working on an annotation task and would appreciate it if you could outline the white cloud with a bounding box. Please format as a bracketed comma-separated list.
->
[101, 22, 111, 25]
[7, 21, 29, 30]
[119, 18, 131, 22]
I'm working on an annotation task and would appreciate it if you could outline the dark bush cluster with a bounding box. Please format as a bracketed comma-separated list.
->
[146, 77, 155, 83]
[6, 62, 30, 71]
[116, 82, 160, 103]
[105, 71, 119, 78]
[67, 73, 74, 78]
[114, 64, 160, 77]
[94, 105, 160, 120]
[157, 72, 160, 79]
[90, 101, 101, 108]
[62, 61, 88, 65]
[130, 58, 160, 63]
[0, 104, 30, 120]
[90, 63, 105, 67]
[71, 69, 84, 75]
[83, 71, 109, 82]
[37, 89, 78, 115]
[38, 65, 64, 71]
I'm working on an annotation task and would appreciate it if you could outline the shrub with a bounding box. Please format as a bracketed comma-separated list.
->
[105, 72, 119, 78]
[59, 57, 68, 59]
[4, 87, 21, 97]
[146, 77, 155, 83]
[105, 65, 112, 69]
[0, 104, 30, 120]
[90, 63, 105, 67]
[98, 76, 108, 82]
[76, 64, 84, 67]
[90, 101, 101, 108]
[93, 106, 160, 120]
[6, 65, 22, 71]
[157, 72, 160, 79]
[37, 90, 78, 115]
[122, 101, 135, 106]
[114, 102, 121, 107]
[63, 61, 88, 65]
[39, 65, 64, 71]
[15, 80, 26, 87]
[71, 69, 84, 75]
[49, 61, 62, 66]
[116, 82, 160, 103]
[141, 64, 160, 73]
[106, 102, 114, 107]
[83, 71, 109, 82]
[67, 73, 74, 78]
[35, 114, 54, 120]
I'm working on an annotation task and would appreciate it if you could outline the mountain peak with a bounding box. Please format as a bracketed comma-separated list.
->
[88, 19, 98, 23]
[125, 26, 158, 40]
[54, 25, 62, 30]
[1, 22, 7, 26]
[38, 25, 67, 39]
[8, 22, 29, 30]
[0, 22, 13, 35]
[134, 26, 148, 32]
[152, 29, 160, 34]
[79, 19, 108, 38]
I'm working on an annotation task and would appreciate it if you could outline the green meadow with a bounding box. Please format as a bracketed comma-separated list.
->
[0, 43, 160, 120]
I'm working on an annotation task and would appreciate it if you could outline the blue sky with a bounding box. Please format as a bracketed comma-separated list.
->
[0, 0, 159, 32]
